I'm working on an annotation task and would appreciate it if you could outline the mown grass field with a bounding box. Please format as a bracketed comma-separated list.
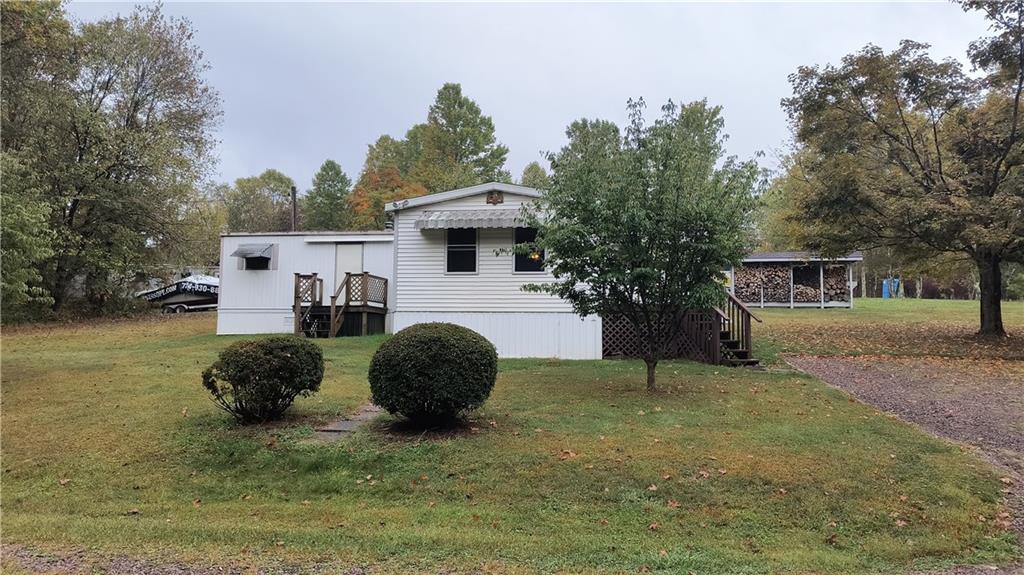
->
[754, 297, 1024, 363]
[1, 303, 1021, 574]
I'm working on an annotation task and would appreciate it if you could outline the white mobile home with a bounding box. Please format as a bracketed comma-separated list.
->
[386, 183, 602, 359]
[214, 184, 600, 358]
[217, 231, 393, 335]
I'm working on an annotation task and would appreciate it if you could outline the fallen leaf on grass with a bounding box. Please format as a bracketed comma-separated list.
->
[667, 500, 680, 509]
[59, 478, 71, 486]
[192, 498, 201, 508]
[558, 449, 578, 460]
[647, 484, 658, 491]
[648, 522, 660, 531]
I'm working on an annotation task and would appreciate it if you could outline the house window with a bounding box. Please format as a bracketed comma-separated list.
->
[244, 256, 270, 270]
[514, 227, 545, 272]
[446, 228, 477, 273]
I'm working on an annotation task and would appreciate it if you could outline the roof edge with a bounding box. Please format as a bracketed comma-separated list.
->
[386, 182, 543, 212]
[220, 230, 394, 238]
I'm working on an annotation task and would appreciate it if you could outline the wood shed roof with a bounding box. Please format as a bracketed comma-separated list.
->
[743, 251, 863, 263]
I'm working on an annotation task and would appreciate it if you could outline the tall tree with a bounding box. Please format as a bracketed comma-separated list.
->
[222, 170, 295, 233]
[1, 0, 73, 153]
[1, 154, 55, 319]
[519, 161, 551, 189]
[412, 83, 509, 192]
[525, 99, 761, 391]
[302, 160, 353, 231]
[348, 167, 427, 230]
[782, 2, 1024, 336]
[2, 4, 222, 312]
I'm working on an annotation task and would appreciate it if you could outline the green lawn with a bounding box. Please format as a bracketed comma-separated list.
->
[754, 297, 1024, 363]
[1, 311, 1020, 574]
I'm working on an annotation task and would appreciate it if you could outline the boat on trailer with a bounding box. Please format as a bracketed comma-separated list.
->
[138, 274, 219, 313]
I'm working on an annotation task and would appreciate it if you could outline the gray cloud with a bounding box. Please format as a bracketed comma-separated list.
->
[68, 1, 989, 190]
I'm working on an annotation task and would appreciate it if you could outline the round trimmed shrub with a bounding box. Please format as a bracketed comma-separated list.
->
[369, 323, 497, 424]
[202, 336, 324, 424]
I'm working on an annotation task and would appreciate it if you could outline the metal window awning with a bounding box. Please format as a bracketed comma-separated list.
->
[229, 243, 274, 258]
[415, 209, 524, 230]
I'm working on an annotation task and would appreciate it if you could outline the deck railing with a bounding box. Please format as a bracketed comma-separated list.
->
[719, 289, 761, 358]
[329, 272, 388, 337]
[293, 273, 324, 336]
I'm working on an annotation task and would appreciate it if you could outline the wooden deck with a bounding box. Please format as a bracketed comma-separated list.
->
[293, 272, 388, 338]
[602, 291, 761, 367]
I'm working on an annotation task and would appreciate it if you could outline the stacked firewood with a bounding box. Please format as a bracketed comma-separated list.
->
[734, 264, 791, 303]
[823, 266, 849, 302]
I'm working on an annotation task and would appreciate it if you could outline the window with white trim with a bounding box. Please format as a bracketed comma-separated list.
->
[446, 228, 477, 273]
[514, 227, 545, 272]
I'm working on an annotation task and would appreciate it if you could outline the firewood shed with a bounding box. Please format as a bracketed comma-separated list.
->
[728, 252, 863, 309]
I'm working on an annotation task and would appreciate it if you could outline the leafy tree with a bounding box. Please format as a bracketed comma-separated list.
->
[2, 4, 221, 312]
[525, 99, 761, 391]
[223, 169, 295, 233]
[519, 161, 551, 189]
[782, 2, 1024, 336]
[156, 184, 227, 273]
[362, 134, 418, 177]
[348, 167, 427, 230]
[302, 159, 353, 231]
[358, 83, 510, 196]
[1, 153, 54, 320]
[1, 0, 73, 153]
[409, 83, 509, 193]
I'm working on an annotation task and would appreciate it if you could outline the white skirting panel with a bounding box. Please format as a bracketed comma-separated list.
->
[391, 311, 602, 360]
[217, 308, 294, 335]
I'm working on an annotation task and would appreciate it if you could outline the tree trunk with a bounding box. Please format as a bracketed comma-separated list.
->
[860, 265, 867, 299]
[644, 358, 658, 392]
[975, 252, 1006, 337]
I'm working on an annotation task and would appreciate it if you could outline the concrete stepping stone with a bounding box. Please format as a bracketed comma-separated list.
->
[312, 404, 383, 442]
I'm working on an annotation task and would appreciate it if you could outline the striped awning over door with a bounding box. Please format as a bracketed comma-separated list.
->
[414, 209, 523, 229]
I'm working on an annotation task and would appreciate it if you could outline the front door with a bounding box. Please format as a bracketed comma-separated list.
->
[335, 243, 363, 292]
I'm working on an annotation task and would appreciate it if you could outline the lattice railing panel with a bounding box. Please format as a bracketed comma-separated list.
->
[366, 276, 387, 303]
[602, 312, 721, 365]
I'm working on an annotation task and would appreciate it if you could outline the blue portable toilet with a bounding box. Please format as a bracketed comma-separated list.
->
[882, 278, 900, 298]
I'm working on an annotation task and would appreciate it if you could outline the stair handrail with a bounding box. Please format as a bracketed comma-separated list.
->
[717, 287, 759, 362]
[293, 273, 321, 336]
[724, 289, 762, 323]
[330, 272, 351, 337]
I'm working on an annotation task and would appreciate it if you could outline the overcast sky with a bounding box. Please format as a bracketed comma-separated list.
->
[68, 1, 990, 191]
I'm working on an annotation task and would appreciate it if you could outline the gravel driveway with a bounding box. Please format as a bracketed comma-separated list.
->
[786, 355, 1024, 575]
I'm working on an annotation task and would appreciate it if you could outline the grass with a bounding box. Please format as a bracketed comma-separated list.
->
[753, 297, 1024, 363]
[1, 309, 1021, 574]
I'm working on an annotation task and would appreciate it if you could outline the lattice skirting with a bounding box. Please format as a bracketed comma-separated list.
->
[602, 312, 720, 364]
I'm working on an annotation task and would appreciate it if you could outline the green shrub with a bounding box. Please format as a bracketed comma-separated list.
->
[202, 336, 324, 424]
[369, 322, 497, 424]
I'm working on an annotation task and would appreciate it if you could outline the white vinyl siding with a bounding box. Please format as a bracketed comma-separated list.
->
[217, 234, 393, 335]
[392, 312, 601, 359]
[393, 193, 572, 313]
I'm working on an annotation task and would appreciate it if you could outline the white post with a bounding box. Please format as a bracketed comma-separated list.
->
[819, 262, 825, 309]
[789, 264, 794, 309]
[848, 264, 854, 309]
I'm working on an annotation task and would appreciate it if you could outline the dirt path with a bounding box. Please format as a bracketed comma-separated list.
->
[785, 355, 1024, 575]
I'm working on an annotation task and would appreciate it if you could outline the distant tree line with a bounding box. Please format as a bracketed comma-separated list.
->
[1, 2, 221, 320]
[1, 1, 552, 321]
[224, 83, 552, 234]
[762, 0, 1024, 336]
